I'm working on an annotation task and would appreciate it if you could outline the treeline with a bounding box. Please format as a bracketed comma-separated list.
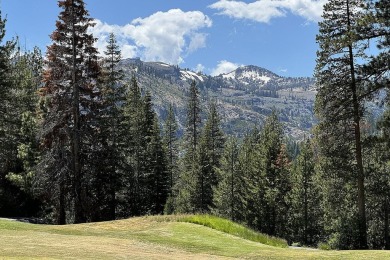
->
[0, 0, 390, 251]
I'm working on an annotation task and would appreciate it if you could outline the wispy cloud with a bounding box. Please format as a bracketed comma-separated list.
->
[209, 0, 327, 23]
[194, 64, 206, 73]
[211, 60, 244, 76]
[90, 9, 212, 64]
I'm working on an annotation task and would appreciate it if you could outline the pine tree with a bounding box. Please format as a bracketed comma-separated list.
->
[239, 128, 261, 228]
[6, 47, 43, 196]
[121, 75, 144, 216]
[315, 0, 370, 248]
[163, 103, 178, 193]
[38, 0, 100, 224]
[365, 130, 390, 249]
[288, 139, 323, 246]
[146, 114, 169, 215]
[185, 80, 202, 158]
[0, 12, 16, 193]
[91, 33, 125, 221]
[363, 2, 390, 248]
[240, 113, 290, 238]
[257, 112, 290, 237]
[174, 81, 202, 213]
[197, 101, 225, 212]
[213, 136, 241, 221]
[362, 0, 389, 87]
[0, 16, 43, 217]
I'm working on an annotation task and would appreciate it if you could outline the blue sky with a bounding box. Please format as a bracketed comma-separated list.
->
[1, 0, 327, 77]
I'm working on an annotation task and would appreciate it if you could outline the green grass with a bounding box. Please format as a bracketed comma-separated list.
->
[178, 214, 288, 248]
[1, 216, 390, 259]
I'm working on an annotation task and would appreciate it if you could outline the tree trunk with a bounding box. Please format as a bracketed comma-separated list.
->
[71, 0, 85, 224]
[346, 1, 367, 249]
[385, 196, 389, 249]
[58, 182, 66, 225]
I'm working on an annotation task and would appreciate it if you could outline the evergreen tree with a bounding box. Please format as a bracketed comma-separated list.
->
[174, 81, 202, 213]
[197, 101, 225, 212]
[163, 103, 178, 193]
[38, 0, 101, 224]
[365, 131, 390, 249]
[6, 47, 43, 196]
[0, 12, 16, 208]
[0, 17, 43, 217]
[120, 79, 168, 216]
[315, 0, 370, 248]
[288, 139, 323, 246]
[257, 112, 290, 237]
[91, 33, 125, 221]
[185, 80, 202, 158]
[146, 113, 169, 215]
[121, 75, 143, 216]
[241, 113, 290, 238]
[362, 0, 389, 88]
[213, 136, 241, 221]
[362, 2, 390, 248]
[238, 128, 261, 226]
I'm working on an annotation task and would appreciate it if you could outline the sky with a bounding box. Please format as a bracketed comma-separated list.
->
[1, 0, 328, 77]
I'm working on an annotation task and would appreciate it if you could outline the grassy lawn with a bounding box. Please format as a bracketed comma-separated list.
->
[1, 216, 389, 259]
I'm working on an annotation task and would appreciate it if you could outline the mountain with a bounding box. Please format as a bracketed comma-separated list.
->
[118, 58, 317, 139]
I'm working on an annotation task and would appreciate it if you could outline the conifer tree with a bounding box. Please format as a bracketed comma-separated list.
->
[257, 112, 290, 237]
[121, 75, 143, 216]
[315, 0, 369, 248]
[6, 47, 43, 196]
[238, 128, 261, 226]
[197, 101, 225, 212]
[213, 136, 241, 221]
[145, 110, 169, 214]
[38, 0, 100, 224]
[239, 113, 290, 238]
[185, 80, 202, 158]
[0, 12, 16, 187]
[362, 2, 390, 248]
[91, 33, 125, 221]
[0, 15, 42, 216]
[174, 81, 202, 213]
[163, 103, 178, 192]
[288, 139, 323, 246]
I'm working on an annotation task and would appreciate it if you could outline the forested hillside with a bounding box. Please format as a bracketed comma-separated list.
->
[118, 58, 317, 139]
[0, 0, 389, 251]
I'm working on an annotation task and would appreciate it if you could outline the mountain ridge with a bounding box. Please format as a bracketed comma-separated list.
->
[118, 58, 317, 139]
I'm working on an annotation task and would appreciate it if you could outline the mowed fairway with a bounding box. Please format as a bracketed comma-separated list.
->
[0, 216, 389, 259]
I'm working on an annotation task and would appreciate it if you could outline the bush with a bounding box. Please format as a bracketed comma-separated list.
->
[318, 242, 331, 250]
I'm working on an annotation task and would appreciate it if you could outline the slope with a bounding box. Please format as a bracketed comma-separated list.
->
[1, 216, 389, 259]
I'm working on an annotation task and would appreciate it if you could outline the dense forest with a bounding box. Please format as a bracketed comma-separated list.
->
[0, 0, 389, 250]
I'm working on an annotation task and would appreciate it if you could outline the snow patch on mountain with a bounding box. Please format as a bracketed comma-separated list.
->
[238, 70, 271, 83]
[222, 71, 236, 80]
[180, 70, 204, 82]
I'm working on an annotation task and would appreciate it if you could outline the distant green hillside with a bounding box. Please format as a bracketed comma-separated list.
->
[1, 215, 389, 259]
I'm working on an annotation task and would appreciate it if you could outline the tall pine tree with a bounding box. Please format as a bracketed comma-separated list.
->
[38, 0, 100, 224]
[315, 0, 369, 248]
[197, 101, 224, 212]
[174, 81, 202, 213]
[91, 33, 125, 221]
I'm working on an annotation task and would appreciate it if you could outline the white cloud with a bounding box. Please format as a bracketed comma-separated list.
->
[90, 9, 212, 64]
[284, 0, 327, 22]
[195, 64, 205, 73]
[211, 60, 243, 76]
[209, 0, 327, 23]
